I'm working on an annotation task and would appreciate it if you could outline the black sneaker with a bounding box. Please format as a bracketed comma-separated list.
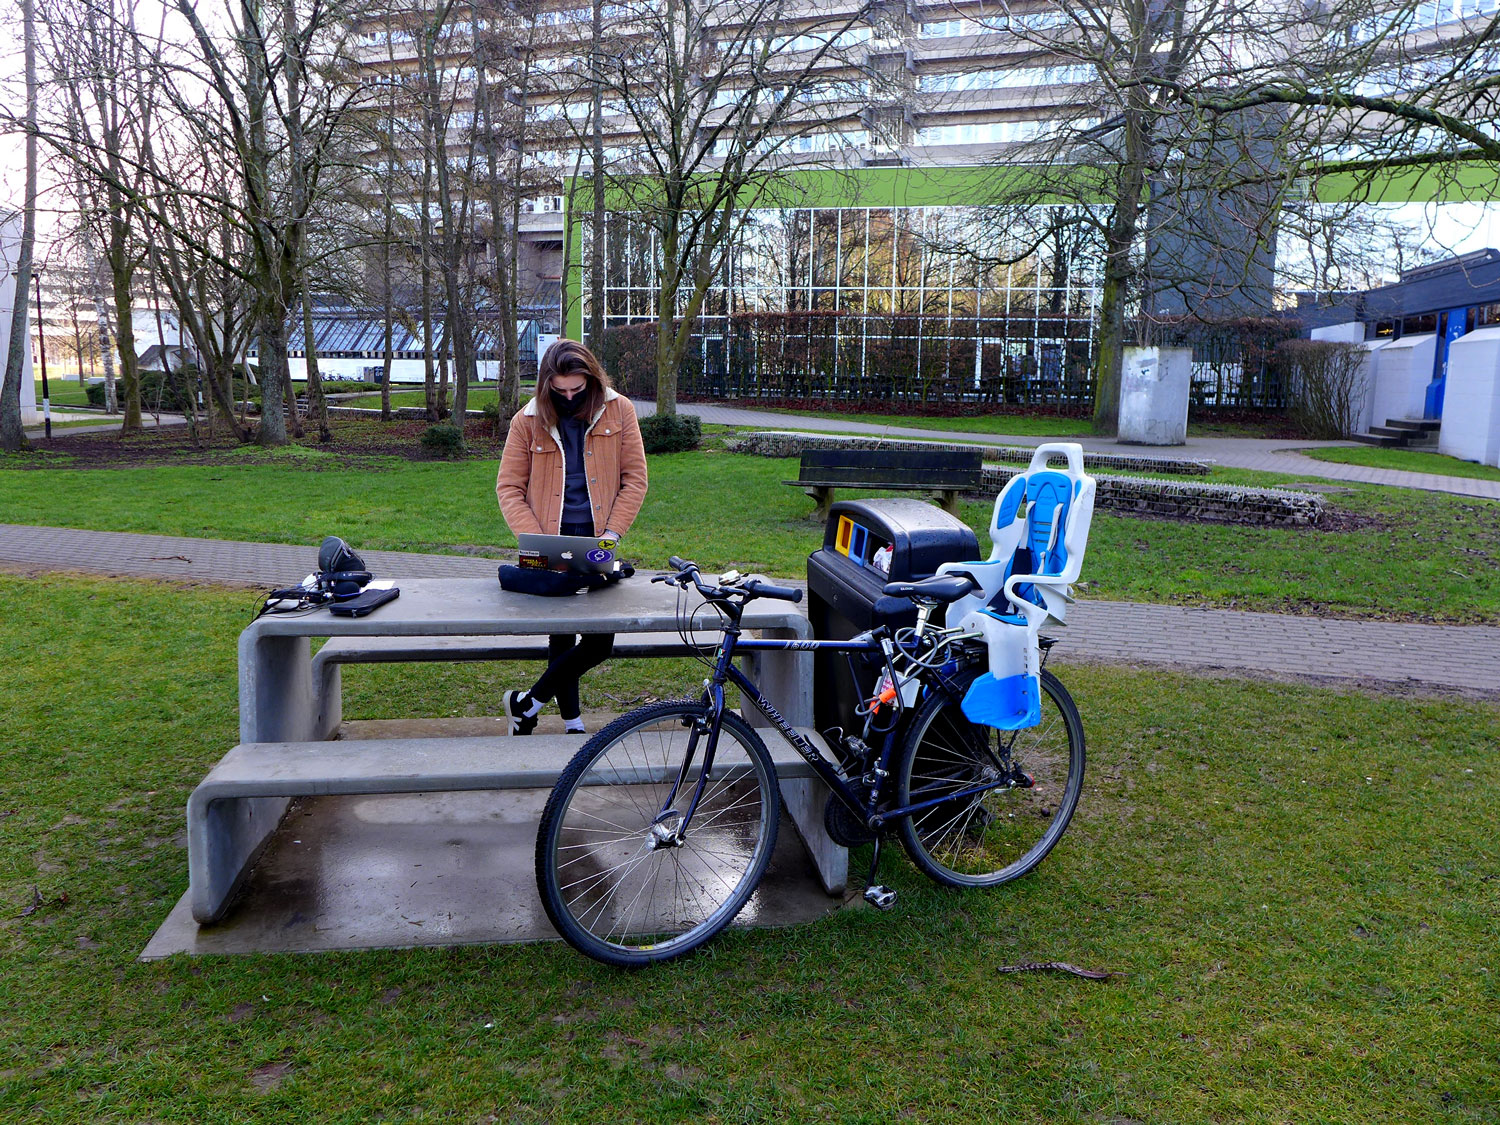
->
[504, 690, 538, 736]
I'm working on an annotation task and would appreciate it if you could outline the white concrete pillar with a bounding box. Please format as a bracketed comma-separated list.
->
[1438, 326, 1500, 467]
[1366, 333, 1435, 426]
[1117, 345, 1192, 445]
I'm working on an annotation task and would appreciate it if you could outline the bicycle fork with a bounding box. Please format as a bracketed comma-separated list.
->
[647, 688, 727, 850]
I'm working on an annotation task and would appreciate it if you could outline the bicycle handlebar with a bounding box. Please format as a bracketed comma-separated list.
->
[658, 557, 802, 605]
[742, 579, 802, 604]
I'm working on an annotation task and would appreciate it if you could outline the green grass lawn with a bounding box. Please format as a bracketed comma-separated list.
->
[340, 385, 536, 411]
[1, 435, 1496, 623]
[33, 380, 94, 408]
[0, 572, 1495, 1122]
[1300, 444, 1500, 483]
[24, 416, 116, 431]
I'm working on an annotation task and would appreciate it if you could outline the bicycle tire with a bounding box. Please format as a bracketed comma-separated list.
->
[895, 667, 1084, 888]
[535, 699, 781, 967]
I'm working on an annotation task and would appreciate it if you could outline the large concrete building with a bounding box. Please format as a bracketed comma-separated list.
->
[348, 0, 1499, 429]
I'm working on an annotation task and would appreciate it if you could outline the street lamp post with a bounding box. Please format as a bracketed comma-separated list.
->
[33, 271, 50, 439]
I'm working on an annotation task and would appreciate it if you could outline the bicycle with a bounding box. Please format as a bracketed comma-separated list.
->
[534, 556, 1085, 967]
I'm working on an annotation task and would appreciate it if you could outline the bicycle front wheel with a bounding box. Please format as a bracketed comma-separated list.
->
[535, 700, 781, 967]
[895, 668, 1084, 888]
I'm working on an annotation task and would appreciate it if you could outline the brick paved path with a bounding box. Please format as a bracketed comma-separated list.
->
[3, 524, 1495, 698]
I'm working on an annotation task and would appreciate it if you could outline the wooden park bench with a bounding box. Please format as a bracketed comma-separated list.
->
[785, 448, 984, 522]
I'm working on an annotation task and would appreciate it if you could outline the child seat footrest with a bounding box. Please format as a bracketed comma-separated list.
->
[960, 672, 1042, 730]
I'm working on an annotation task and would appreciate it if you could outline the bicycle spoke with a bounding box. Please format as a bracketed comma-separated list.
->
[538, 703, 781, 964]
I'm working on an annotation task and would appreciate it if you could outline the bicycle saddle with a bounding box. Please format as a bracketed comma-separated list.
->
[883, 575, 977, 603]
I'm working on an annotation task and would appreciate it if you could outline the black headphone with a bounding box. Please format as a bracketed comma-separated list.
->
[260, 537, 373, 612]
[315, 537, 373, 600]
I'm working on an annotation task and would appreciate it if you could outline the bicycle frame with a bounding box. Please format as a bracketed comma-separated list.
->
[662, 612, 1022, 839]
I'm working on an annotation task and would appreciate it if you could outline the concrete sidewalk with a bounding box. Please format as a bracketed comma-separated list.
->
[3, 523, 1496, 698]
[644, 401, 1500, 501]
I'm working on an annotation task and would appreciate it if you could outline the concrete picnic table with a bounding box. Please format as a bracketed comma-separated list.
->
[188, 575, 842, 926]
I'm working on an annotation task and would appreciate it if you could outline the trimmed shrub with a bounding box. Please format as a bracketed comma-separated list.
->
[88, 368, 199, 412]
[639, 412, 701, 453]
[420, 422, 467, 457]
[1276, 339, 1370, 439]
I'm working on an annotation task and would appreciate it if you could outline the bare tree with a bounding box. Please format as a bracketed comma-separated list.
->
[32, 0, 153, 435]
[164, 0, 366, 445]
[567, 0, 878, 414]
[141, 131, 259, 442]
[935, 0, 1301, 434]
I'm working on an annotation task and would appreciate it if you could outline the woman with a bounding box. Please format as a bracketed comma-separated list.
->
[495, 340, 649, 735]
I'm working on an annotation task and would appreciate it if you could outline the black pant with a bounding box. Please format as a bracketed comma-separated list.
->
[529, 520, 615, 720]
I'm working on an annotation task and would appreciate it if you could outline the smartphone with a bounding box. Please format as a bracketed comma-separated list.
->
[328, 587, 401, 617]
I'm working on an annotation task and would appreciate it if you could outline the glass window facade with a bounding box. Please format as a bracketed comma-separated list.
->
[582, 204, 1104, 403]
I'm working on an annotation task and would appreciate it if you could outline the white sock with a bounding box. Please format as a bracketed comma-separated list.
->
[564, 718, 586, 733]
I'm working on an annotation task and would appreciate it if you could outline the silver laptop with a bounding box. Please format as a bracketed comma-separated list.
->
[515, 533, 620, 574]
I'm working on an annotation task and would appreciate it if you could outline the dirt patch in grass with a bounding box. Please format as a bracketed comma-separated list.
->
[1068, 656, 1500, 702]
[1311, 506, 1390, 533]
[1103, 504, 1389, 534]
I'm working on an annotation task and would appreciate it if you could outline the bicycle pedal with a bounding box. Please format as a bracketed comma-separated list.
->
[863, 885, 898, 910]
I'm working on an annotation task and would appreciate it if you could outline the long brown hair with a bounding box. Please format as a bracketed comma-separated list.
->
[534, 339, 612, 430]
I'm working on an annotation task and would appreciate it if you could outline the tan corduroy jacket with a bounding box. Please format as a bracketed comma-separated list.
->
[495, 389, 649, 537]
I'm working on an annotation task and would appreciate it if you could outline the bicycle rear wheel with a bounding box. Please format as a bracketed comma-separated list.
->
[535, 700, 781, 967]
[895, 668, 1084, 888]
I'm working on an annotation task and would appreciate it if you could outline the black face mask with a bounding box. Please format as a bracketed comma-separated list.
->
[550, 388, 585, 418]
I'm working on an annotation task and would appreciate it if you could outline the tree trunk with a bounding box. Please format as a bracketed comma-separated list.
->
[1091, 104, 1151, 438]
[0, 0, 37, 451]
[85, 244, 118, 415]
[256, 317, 289, 446]
[151, 270, 199, 444]
[300, 289, 330, 441]
[109, 256, 141, 434]
[446, 298, 472, 419]
[589, 0, 605, 349]
[421, 244, 436, 421]
[654, 291, 678, 416]
[380, 242, 394, 421]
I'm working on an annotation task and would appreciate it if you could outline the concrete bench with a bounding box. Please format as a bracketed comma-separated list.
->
[188, 728, 845, 924]
[311, 631, 699, 740]
[784, 448, 984, 522]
